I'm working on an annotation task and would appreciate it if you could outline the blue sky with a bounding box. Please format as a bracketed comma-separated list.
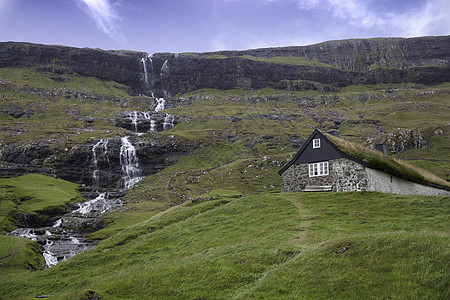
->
[0, 0, 449, 53]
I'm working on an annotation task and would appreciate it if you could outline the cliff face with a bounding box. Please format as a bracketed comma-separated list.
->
[206, 36, 450, 70]
[0, 42, 146, 93]
[1, 36, 449, 97]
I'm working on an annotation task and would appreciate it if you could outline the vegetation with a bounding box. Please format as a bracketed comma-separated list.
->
[238, 55, 336, 68]
[0, 192, 448, 299]
[0, 59, 449, 298]
[0, 174, 82, 233]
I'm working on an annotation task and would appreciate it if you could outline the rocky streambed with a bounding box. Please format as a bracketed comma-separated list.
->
[8, 193, 123, 267]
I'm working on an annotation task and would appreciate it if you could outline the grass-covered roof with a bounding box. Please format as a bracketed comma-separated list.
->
[324, 132, 450, 190]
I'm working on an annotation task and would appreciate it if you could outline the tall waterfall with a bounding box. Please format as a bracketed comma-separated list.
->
[147, 54, 155, 90]
[119, 137, 142, 190]
[160, 59, 169, 80]
[141, 57, 149, 86]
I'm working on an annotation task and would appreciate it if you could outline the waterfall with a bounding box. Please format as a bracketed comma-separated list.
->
[119, 137, 142, 190]
[126, 111, 152, 133]
[129, 111, 139, 132]
[148, 54, 155, 90]
[163, 113, 175, 130]
[141, 57, 149, 86]
[73, 193, 122, 214]
[150, 120, 156, 132]
[7, 137, 144, 268]
[155, 98, 165, 112]
[142, 54, 157, 93]
[92, 139, 109, 188]
[160, 59, 169, 80]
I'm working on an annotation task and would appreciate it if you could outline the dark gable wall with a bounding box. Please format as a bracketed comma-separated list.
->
[294, 131, 343, 164]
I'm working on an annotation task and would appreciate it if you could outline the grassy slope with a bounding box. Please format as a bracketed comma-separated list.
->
[0, 65, 449, 298]
[0, 174, 82, 233]
[0, 192, 448, 299]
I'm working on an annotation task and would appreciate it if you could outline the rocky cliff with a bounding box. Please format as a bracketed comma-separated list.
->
[1, 36, 449, 97]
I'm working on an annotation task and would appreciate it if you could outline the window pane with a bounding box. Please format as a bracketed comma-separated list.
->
[313, 139, 320, 148]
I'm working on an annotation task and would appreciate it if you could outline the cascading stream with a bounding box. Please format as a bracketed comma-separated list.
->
[7, 136, 144, 267]
[119, 136, 143, 190]
[8, 193, 123, 267]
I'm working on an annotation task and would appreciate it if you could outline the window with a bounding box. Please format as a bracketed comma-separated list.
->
[313, 138, 321, 149]
[309, 161, 329, 177]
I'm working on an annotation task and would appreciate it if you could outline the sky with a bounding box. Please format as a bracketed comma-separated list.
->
[0, 0, 449, 54]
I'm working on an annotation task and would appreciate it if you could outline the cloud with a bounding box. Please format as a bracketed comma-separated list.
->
[294, 0, 450, 37]
[77, 0, 125, 43]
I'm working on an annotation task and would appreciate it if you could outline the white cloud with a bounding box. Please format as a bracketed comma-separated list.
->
[78, 0, 124, 43]
[399, 0, 450, 37]
[293, 0, 450, 37]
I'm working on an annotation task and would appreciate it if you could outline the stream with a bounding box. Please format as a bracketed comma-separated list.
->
[8, 193, 123, 267]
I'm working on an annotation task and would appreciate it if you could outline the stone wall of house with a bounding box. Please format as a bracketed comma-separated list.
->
[366, 168, 450, 196]
[280, 157, 450, 195]
[281, 158, 369, 192]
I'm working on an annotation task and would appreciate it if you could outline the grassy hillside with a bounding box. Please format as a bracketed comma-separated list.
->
[0, 192, 448, 299]
[0, 61, 449, 298]
[0, 174, 82, 233]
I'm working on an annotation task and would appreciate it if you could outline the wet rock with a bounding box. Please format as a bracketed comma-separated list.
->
[61, 214, 105, 232]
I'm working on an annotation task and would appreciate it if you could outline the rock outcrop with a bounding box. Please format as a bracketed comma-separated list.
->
[0, 135, 192, 191]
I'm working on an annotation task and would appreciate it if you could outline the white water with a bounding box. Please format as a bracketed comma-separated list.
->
[150, 120, 157, 131]
[120, 137, 143, 190]
[163, 113, 175, 130]
[73, 193, 123, 214]
[141, 57, 149, 86]
[53, 219, 62, 227]
[43, 250, 58, 267]
[126, 111, 153, 133]
[130, 111, 139, 132]
[160, 59, 169, 79]
[155, 98, 165, 112]
[147, 54, 155, 89]
[92, 139, 109, 188]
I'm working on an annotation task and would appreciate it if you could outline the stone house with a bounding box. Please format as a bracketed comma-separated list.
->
[278, 129, 450, 196]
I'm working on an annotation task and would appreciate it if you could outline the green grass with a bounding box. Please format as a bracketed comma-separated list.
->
[239, 55, 336, 68]
[0, 236, 45, 273]
[0, 192, 448, 299]
[0, 66, 130, 97]
[202, 54, 336, 68]
[0, 174, 82, 233]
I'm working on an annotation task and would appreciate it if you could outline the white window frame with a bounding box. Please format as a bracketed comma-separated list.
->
[308, 161, 329, 177]
[312, 138, 321, 149]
